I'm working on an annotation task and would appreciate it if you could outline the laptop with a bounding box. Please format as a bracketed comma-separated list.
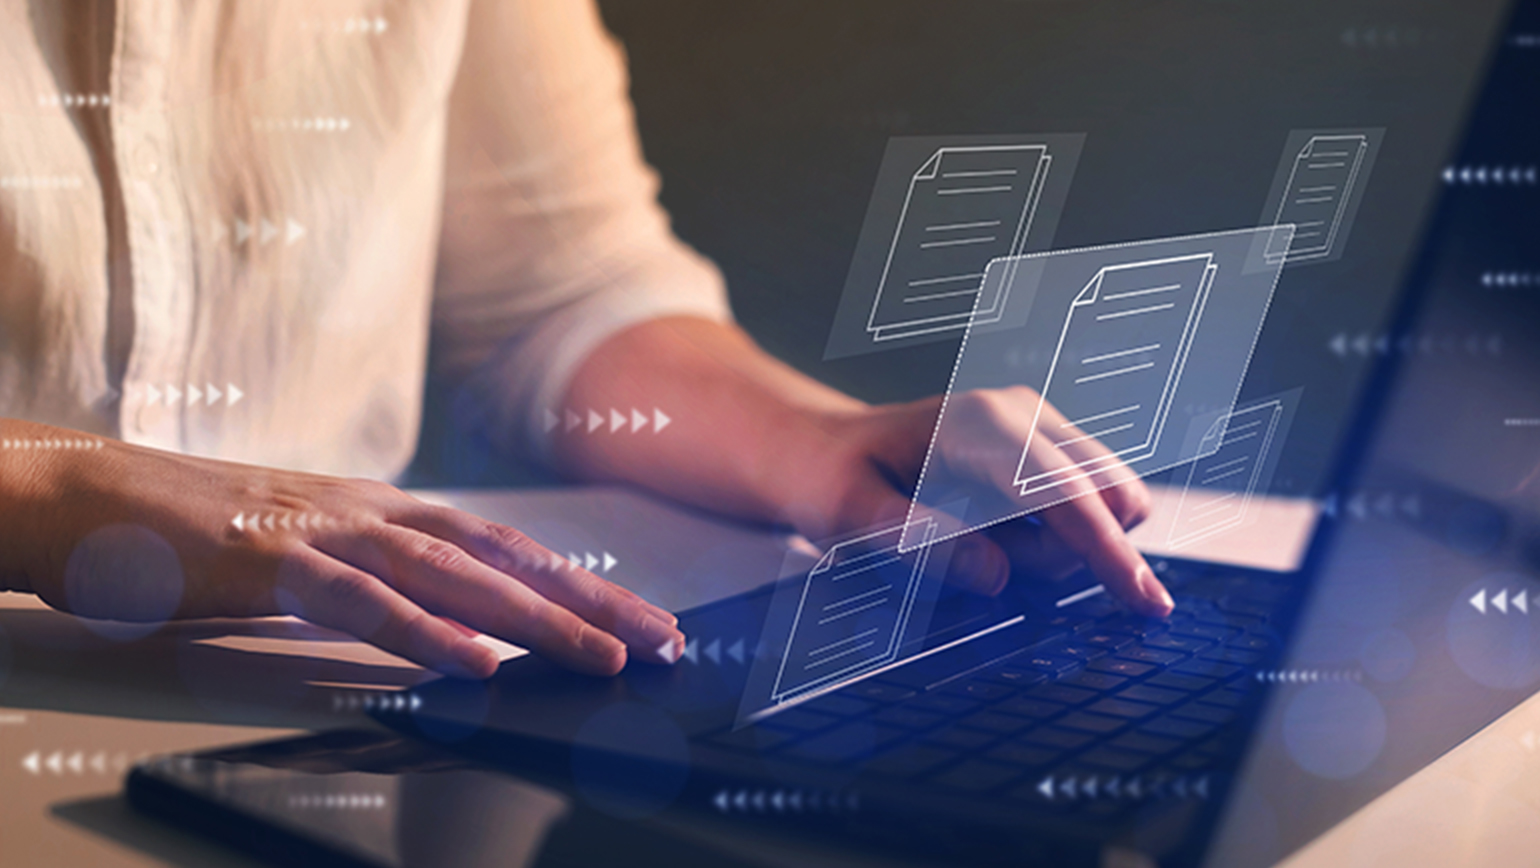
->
[128, 0, 1539, 865]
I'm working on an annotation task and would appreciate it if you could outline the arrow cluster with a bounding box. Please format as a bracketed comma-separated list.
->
[1482, 271, 1539, 289]
[331, 691, 422, 713]
[214, 217, 306, 247]
[682, 637, 749, 666]
[712, 787, 858, 815]
[1469, 587, 1537, 615]
[289, 793, 387, 810]
[1036, 773, 1211, 802]
[1327, 332, 1502, 359]
[561, 551, 618, 573]
[231, 511, 340, 533]
[1442, 164, 1538, 186]
[1254, 669, 1362, 684]
[136, 382, 244, 407]
[254, 116, 351, 133]
[1505, 418, 1540, 428]
[1, 438, 102, 451]
[37, 92, 110, 109]
[21, 750, 143, 776]
[303, 16, 389, 34]
[545, 407, 671, 435]
[1321, 490, 1421, 522]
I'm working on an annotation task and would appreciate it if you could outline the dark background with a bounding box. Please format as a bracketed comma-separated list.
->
[412, 0, 1501, 494]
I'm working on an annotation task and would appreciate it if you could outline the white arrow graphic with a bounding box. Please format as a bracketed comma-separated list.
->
[631, 408, 648, 433]
[587, 409, 604, 433]
[235, 219, 252, 244]
[22, 751, 39, 775]
[602, 552, 617, 573]
[259, 218, 279, 245]
[226, 383, 244, 406]
[544, 409, 560, 433]
[609, 408, 627, 433]
[285, 218, 306, 245]
[1471, 588, 1487, 614]
[653, 408, 672, 433]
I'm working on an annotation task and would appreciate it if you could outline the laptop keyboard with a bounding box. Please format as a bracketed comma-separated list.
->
[707, 563, 1292, 815]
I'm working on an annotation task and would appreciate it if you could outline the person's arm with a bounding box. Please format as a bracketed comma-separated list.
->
[0, 418, 684, 677]
[553, 317, 1175, 616]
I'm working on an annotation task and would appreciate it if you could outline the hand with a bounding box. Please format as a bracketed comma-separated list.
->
[2, 424, 685, 678]
[782, 387, 1173, 617]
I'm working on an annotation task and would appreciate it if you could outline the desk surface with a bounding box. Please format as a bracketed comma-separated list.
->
[1, 486, 1537, 867]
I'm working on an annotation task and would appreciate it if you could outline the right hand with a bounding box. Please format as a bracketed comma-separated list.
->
[0, 422, 685, 678]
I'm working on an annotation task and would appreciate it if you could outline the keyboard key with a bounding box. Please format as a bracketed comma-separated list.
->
[907, 694, 982, 716]
[1192, 609, 1265, 631]
[1116, 647, 1187, 666]
[873, 706, 949, 731]
[1140, 715, 1217, 741]
[1142, 635, 1213, 654]
[1088, 658, 1157, 678]
[957, 711, 1036, 735]
[1200, 648, 1263, 666]
[1171, 660, 1245, 680]
[1102, 616, 1170, 639]
[995, 697, 1069, 721]
[1081, 631, 1138, 652]
[930, 760, 1025, 793]
[1227, 634, 1274, 652]
[801, 694, 879, 718]
[1061, 671, 1128, 692]
[1169, 623, 1240, 643]
[843, 682, 917, 704]
[923, 726, 998, 752]
[1085, 698, 1161, 720]
[1115, 685, 1185, 706]
[1145, 672, 1216, 692]
[1057, 642, 1110, 662]
[1018, 654, 1083, 678]
[1109, 732, 1182, 756]
[1019, 726, 1096, 751]
[979, 667, 1050, 689]
[1029, 684, 1098, 706]
[985, 742, 1059, 769]
[1057, 711, 1127, 735]
[784, 723, 909, 764]
[1079, 747, 1148, 773]
[863, 745, 957, 778]
[1170, 703, 1234, 725]
[939, 681, 1017, 703]
[758, 708, 842, 734]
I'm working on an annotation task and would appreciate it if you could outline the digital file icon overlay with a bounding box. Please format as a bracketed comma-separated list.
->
[1165, 391, 1299, 550]
[900, 226, 1293, 553]
[1260, 129, 1383, 266]
[825, 134, 1084, 359]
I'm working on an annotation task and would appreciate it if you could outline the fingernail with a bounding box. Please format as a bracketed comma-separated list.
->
[639, 613, 685, 663]
[1140, 568, 1175, 616]
[581, 626, 627, 664]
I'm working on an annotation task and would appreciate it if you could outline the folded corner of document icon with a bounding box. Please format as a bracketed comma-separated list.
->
[766, 518, 941, 707]
[865, 145, 1054, 343]
[1014, 252, 1219, 496]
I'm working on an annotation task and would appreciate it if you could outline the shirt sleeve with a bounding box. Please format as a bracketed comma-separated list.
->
[432, 0, 731, 466]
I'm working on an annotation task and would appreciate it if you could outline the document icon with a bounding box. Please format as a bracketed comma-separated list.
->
[769, 519, 938, 705]
[1265, 134, 1369, 264]
[1015, 254, 1217, 496]
[1166, 400, 1284, 549]
[865, 145, 1052, 342]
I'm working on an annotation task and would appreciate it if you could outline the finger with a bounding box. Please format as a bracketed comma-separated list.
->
[949, 534, 1012, 596]
[986, 517, 1083, 582]
[318, 525, 672, 675]
[282, 552, 500, 679]
[1033, 402, 1152, 529]
[395, 507, 686, 658]
[1028, 445, 1173, 616]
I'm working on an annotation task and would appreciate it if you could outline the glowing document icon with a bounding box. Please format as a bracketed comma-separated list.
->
[1166, 401, 1284, 549]
[1266, 134, 1369, 264]
[1015, 254, 1217, 496]
[769, 520, 938, 705]
[866, 146, 1052, 342]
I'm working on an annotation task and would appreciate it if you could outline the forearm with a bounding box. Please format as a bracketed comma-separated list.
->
[0, 419, 104, 593]
[552, 317, 865, 528]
